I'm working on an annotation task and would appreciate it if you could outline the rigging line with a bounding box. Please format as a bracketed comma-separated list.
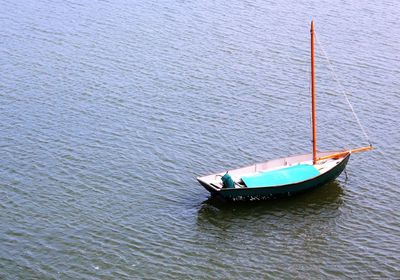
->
[314, 31, 372, 145]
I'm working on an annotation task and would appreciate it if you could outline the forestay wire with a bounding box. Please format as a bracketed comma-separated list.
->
[314, 31, 372, 146]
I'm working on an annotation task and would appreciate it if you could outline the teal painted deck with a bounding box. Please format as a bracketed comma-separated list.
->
[241, 164, 320, 188]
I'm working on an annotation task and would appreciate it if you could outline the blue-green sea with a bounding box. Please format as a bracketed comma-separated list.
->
[1, 0, 399, 278]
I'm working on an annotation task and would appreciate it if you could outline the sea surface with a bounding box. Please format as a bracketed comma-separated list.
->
[1, 0, 399, 279]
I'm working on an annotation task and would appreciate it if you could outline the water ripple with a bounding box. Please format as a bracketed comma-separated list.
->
[0, 0, 399, 279]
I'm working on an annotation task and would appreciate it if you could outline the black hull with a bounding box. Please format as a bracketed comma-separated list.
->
[199, 154, 350, 200]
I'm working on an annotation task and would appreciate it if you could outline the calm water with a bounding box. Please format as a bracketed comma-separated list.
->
[1, 0, 399, 279]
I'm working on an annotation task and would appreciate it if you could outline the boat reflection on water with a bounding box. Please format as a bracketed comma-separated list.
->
[196, 180, 345, 229]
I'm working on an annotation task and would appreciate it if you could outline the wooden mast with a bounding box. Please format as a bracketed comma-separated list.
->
[309, 21, 372, 163]
[311, 21, 317, 164]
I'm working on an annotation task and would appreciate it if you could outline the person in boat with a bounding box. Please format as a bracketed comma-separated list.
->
[221, 171, 235, 189]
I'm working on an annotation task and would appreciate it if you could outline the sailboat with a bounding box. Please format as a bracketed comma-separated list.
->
[197, 21, 373, 200]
